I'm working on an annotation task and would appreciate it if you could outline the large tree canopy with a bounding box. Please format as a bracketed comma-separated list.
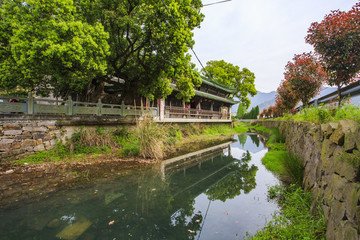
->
[0, 0, 204, 101]
[306, 2, 360, 102]
[75, 0, 204, 101]
[201, 60, 256, 108]
[0, 0, 110, 97]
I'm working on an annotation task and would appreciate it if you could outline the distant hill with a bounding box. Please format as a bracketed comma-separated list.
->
[231, 91, 276, 113]
[231, 87, 337, 113]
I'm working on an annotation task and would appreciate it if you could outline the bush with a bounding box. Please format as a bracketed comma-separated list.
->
[137, 117, 165, 160]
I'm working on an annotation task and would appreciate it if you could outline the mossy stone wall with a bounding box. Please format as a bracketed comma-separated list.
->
[258, 120, 360, 240]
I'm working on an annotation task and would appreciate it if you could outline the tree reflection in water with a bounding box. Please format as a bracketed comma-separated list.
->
[0, 138, 263, 240]
[205, 151, 258, 202]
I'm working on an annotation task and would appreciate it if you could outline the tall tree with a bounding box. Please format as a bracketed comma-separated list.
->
[75, 0, 204, 102]
[284, 53, 327, 107]
[201, 60, 256, 108]
[276, 79, 299, 112]
[0, 0, 110, 97]
[306, 3, 360, 105]
[236, 102, 247, 119]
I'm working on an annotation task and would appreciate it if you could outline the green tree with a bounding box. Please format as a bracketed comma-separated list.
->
[0, 0, 110, 97]
[201, 60, 256, 108]
[75, 0, 204, 102]
[236, 102, 247, 119]
[242, 106, 259, 119]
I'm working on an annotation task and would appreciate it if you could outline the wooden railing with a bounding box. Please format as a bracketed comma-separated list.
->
[165, 106, 230, 119]
[0, 94, 158, 117]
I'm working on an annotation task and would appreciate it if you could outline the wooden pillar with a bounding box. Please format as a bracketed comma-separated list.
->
[158, 98, 165, 121]
[27, 92, 34, 115]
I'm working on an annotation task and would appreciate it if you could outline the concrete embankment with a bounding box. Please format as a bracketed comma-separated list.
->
[257, 120, 360, 240]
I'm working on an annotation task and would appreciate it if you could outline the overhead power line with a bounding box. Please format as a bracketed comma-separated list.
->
[203, 0, 232, 7]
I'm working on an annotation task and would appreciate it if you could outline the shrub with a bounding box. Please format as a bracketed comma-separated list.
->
[71, 127, 116, 149]
[137, 117, 165, 160]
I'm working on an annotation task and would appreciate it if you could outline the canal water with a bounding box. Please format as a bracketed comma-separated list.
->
[0, 134, 279, 240]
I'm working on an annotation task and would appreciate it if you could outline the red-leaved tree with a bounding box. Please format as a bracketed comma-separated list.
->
[276, 79, 299, 112]
[284, 53, 327, 106]
[306, 3, 360, 104]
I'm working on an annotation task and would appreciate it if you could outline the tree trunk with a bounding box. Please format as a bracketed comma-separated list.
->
[337, 84, 342, 107]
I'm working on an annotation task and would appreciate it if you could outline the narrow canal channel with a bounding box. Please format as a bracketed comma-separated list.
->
[0, 134, 280, 240]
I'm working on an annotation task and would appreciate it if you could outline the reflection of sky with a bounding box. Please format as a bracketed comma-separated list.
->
[236, 134, 266, 154]
[191, 136, 279, 240]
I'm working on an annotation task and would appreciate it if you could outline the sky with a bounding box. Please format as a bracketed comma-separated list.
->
[191, 0, 358, 93]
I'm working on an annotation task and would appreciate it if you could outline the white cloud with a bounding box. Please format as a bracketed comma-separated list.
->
[191, 0, 357, 92]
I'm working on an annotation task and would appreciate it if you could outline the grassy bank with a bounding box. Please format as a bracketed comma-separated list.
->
[15, 121, 251, 165]
[279, 104, 360, 124]
[249, 124, 325, 239]
[251, 185, 325, 240]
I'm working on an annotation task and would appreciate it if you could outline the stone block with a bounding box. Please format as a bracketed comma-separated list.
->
[342, 221, 358, 240]
[344, 132, 357, 152]
[33, 132, 45, 140]
[3, 123, 22, 130]
[11, 142, 22, 149]
[339, 120, 359, 134]
[37, 121, 56, 127]
[22, 126, 48, 132]
[3, 130, 22, 136]
[0, 139, 14, 144]
[34, 145, 45, 152]
[333, 154, 358, 181]
[21, 139, 37, 148]
[332, 200, 346, 223]
[326, 218, 336, 240]
[344, 184, 359, 220]
[330, 128, 345, 146]
[329, 174, 347, 202]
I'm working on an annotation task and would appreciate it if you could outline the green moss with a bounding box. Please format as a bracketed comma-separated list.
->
[250, 185, 325, 240]
[337, 150, 360, 168]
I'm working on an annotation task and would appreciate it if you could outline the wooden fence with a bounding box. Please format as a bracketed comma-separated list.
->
[165, 106, 230, 119]
[0, 94, 158, 117]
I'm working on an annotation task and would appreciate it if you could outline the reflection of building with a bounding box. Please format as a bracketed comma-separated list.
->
[0, 141, 258, 240]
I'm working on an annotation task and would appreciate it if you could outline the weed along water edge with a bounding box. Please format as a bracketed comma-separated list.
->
[0, 134, 280, 240]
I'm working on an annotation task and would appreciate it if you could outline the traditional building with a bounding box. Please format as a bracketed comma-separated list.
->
[158, 78, 237, 122]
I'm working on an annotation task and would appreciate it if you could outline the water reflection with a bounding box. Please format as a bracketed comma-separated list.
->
[0, 134, 279, 240]
[206, 151, 257, 202]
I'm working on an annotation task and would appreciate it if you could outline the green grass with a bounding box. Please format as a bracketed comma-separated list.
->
[279, 104, 360, 124]
[15, 142, 111, 165]
[251, 185, 325, 240]
[262, 149, 288, 177]
[16, 122, 247, 164]
[233, 122, 251, 133]
[257, 125, 303, 185]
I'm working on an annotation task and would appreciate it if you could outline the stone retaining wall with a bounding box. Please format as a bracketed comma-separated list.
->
[258, 120, 360, 240]
[0, 120, 73, 161]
